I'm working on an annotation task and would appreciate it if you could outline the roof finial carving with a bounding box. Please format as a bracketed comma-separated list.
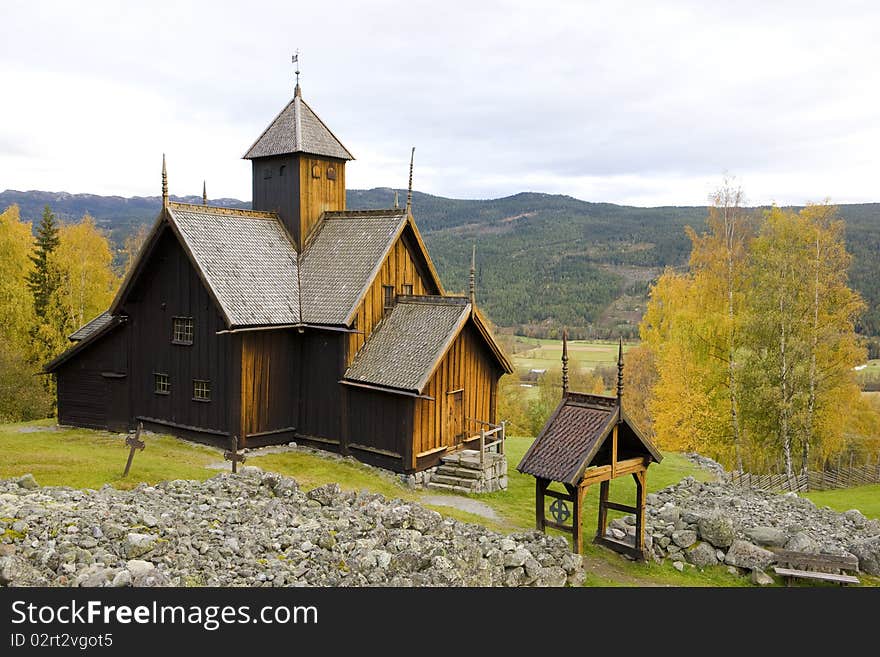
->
[469, 245, 476, 306]
[202, 180, 207, 205]
[405, 147, 415, 214]
[561, 329, 569, 396]
[394, 190, 399, 209]
[161, 153, 168, 209]
[617, 336, 624, 414]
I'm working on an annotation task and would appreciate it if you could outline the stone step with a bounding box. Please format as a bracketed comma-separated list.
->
[426, 482, 478, 494]
[435, 465, 482, 480]
[429, 474, 480, 488]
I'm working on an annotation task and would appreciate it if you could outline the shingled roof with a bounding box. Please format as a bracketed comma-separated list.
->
[243, 92, 354, 161]
[343, 296, 471, 394]
[169, 203, 301, 327]
[68, 311, 113, 341]
[300, 209, 408, 325]
[517, 392, 662, 485]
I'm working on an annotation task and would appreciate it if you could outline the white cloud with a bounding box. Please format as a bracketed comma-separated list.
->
[1, 0, 878, 206]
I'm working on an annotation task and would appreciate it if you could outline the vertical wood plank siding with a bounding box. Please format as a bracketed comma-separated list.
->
[298, 156, 346, 246]
[347, 230, 439, 362]
[250, 154, 300, 246]
[122, 229, 232, 435]
[56, 326, 128, 431]
[411, 323, 500, 463]
[240, 330, 298, 443]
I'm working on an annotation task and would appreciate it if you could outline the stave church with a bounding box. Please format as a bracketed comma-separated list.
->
[45, 75, 513, 475]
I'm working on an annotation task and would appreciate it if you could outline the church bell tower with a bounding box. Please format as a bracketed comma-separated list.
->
[243, 77, 354, 250]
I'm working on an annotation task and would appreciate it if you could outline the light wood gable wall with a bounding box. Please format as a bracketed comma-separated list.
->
[346, 228, 440, 362]
[411, 323, 499, 467]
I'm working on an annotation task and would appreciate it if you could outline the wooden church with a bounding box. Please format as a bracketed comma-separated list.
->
[45, 77, 513, 474]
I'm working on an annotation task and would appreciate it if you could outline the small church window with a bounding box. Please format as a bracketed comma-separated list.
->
[279, 164, 286, 177]
[193, 379, 211, 402]
[154, 373, 170, 395]
[326, 165, 337, 181]
[402, 283, 413, 296]
[172, 317, 194, 345]
[383, 285, 395, 311]
[312, 164, 321, 179]
[263, 165, 272, 179]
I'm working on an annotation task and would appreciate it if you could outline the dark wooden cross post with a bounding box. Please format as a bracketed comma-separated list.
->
[224, 434, 246, 473]
[122, 422, 146, 477]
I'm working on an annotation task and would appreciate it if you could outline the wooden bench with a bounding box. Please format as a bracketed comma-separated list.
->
[772, 549, 861, 586]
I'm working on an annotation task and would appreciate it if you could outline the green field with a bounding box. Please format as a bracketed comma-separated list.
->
[1, 420, 876, 586]
[511, 337, 633, 375]
[804, 484, 880, 520]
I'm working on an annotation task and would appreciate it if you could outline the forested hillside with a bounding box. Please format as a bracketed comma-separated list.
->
[2, 188, 878, 338]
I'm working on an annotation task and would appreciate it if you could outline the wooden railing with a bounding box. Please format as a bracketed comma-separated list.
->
[466, 418, 506, 469]
[730, 463, 880, 493]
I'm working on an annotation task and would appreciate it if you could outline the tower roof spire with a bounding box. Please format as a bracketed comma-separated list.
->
[292, 50, 301, 97]
[405, 147, 415, 214]
[161, 153, 168, 209]
[202, 180, 207, 206]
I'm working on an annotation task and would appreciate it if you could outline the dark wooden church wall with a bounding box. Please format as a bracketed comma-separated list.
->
[56, 325, 129, 431]
[296, 330, 345, 444]
[123, 229, 232, 436]
[346, 387, 413, 471]
[251, 154, 300, 245]
[240, 330, 298, 446]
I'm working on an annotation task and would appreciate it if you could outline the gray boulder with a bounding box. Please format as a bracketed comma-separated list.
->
[785, 532, 819, 553]
[16, 473, 38, 490]
[686, 542, 718, 568]
[844, 509, 866, 529]
[746, 526, 788, 548]
[124, 533, 157, 559]
[658, 505, 680, 525]
[724, 540, 776, 570]
[306, 483, 342, 506]
[698, 512, 736, 548]
[750, 568, 774, 586]
[848, 535, 880, 576]
[672, 530, 697, 549]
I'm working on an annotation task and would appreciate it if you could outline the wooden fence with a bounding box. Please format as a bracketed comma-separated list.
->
[730, 464, 880, 493]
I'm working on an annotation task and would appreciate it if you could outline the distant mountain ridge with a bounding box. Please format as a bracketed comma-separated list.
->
[2, 188, 878, 337]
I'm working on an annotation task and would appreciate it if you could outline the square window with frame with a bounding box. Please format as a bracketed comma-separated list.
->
[154, 373, 170, 395]
[172, 317, 194, 345]
[401, 283, 413, 296]
[193, 379, 211, 402]
[383, 285, 395, 311]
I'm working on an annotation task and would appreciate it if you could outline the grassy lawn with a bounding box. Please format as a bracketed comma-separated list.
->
[512, 338, 633, 374]
[0, 418, 219, 490]
[2, 420, 876, 586]
[804, 484, 880, 520]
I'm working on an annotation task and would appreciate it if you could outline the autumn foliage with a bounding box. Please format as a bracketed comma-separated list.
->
[640, 186, 873, 474]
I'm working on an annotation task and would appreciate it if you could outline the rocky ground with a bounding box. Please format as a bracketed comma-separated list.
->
[0, 469, 583, 587]
[608, 472, 880, 582]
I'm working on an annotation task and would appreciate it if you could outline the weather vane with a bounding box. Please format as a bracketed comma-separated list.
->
[292, 50, 301, 88]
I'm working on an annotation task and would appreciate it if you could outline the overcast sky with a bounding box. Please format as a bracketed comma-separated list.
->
[2, 0, 878, 206]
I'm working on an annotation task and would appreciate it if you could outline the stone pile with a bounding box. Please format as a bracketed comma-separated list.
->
[0, 470, 580, 587]
[607, 475, 880, 581]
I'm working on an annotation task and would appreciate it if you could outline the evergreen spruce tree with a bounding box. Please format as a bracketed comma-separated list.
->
[27, 205, 60, 318]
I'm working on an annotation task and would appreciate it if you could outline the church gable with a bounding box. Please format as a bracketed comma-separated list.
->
[111, 203, 299, 328]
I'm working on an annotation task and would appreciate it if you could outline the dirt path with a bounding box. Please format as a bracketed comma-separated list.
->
[420, 494, 502, 522]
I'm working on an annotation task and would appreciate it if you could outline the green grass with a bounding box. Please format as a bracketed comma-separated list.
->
[804, 484, 880, 520]
[0, 419, 219, 490]
[512, 338, 633, 374]
[3, 420, 877, 586]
